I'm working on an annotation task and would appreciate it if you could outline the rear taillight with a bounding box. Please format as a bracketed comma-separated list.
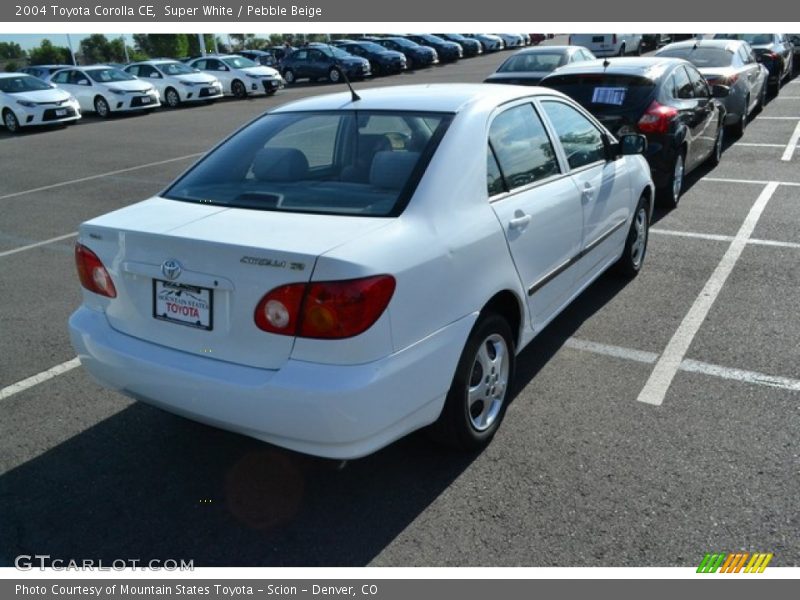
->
[75, 242, 116, 298]
[254, 275, 396, 339]
[707, 74, 738, 86]
[637, 100, 678, 135]
[612, 34, 617, 45]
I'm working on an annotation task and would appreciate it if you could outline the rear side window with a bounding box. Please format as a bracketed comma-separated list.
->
[542, 73, 656, 114]
[686, 67, 710, 98]
[671, 66, 694, 99]
[488, 103, 560, 191]
[164, 110, 452, 217]
[541, 101, 606, 169]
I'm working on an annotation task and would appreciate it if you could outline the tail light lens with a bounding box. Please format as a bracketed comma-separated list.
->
[75, 242, 116, 298]
[637, 100, 678, 135]
[707, 74, 739, 86]
[254, 275, 396, 339]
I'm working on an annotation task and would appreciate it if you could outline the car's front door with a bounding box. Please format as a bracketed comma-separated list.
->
[685, 65, 717, 165]
[487, 101, 584, 330]
[539, 98, 632, 283]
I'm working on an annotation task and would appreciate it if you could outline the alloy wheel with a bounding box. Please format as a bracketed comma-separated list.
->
[467, 333, 510, 432]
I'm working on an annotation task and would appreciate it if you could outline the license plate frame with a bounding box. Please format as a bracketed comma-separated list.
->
[153, 280, 213, 330]
[140, 96, 152, 104]
[55, 109, 67, 117]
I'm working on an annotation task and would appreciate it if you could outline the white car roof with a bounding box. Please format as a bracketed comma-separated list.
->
[272, 83, 569, 114]
[0, 73, 33, 79]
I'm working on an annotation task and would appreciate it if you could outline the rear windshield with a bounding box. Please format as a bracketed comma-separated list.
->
[164, 110, 453, 217]
[541, 73, 656, 114]
[658, 47, 734, 68]
[498, 52, 566, 73]
[714, 34, 773, 45]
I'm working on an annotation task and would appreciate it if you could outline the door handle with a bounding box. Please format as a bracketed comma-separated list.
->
[509, 214, 532, 230]
[582, 182, 595, 201]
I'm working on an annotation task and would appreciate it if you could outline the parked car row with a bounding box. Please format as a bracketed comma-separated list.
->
[484, 35, 797, 207]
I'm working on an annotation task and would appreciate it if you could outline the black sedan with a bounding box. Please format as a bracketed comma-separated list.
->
[484, 46, 596, 86]
[280, 46, 371, 85]
[404, 34, 462, 62]
[331, 40, 407, 75]
[364, 37, 438, 69]
[434, 33, 482, 57]
[541, 57, 728, 208]
[713, 34, 794, 92]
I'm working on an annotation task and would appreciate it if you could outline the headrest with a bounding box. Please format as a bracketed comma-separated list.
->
[369, 151, 420, 190]
[252, 147, 309, 182]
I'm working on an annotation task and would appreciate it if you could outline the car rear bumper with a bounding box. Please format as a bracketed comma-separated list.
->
[69, 306, 476, 459]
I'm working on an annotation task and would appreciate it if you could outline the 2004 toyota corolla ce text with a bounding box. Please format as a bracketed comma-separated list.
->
[69, 84, 654, 459]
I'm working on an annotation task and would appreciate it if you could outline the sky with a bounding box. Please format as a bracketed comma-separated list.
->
[0, 34, 238, 51]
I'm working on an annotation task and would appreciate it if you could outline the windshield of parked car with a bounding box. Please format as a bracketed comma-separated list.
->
[388, 38, 418, 48]
[714, 34, 773, 45]
[354, 42, 387, 53]
[159, 61, 197, 75]
[164, 110, 453, 217]
[442, 34, 467, 42]
[0, 75, 53, 93]
[87, 68, 136, 83]
[657, 47, 734, 68]
[319, 46, 352, 59]
[416, 35, 445, 44]
[223, 56, 257, 69]
[498, 52, 567, 73]
[542, 73, 656, 114]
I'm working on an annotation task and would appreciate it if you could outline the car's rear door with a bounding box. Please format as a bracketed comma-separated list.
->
[539, 98, 632, 284]
[487, 101, 583, 330]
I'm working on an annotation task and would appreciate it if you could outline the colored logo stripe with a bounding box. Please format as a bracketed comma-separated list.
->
[697, 552, 773, 573]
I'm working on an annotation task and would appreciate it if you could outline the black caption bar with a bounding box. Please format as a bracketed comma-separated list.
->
[2, 0, 798, 22]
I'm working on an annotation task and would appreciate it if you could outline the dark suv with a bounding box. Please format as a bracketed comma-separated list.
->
[280, 46, 371, 85]
[542, 57, 728, 208]
[331, 40, 407, 75]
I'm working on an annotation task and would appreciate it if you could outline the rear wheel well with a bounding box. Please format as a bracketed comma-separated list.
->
[481, 291, 523, 350]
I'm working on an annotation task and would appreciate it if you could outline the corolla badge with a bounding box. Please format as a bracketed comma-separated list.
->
[161, 259, 183, 281]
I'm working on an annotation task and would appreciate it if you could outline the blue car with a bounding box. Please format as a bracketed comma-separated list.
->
[331, 40, 407, 75]
[280, 45, 371, 85]
[435, 33, 483, 57]
[365, 37, 438, 69]
[404, 34, 462, 62]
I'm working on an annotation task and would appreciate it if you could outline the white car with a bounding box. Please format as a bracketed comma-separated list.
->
[124, 60, 223, 108]
[186, 54, 284, 98]
[496, 34, 525, 49]
[69, 84, 654, 459]
[569, 34, 644, 57]
[0, 73, 81, 133]
[49, 65, 160, 117]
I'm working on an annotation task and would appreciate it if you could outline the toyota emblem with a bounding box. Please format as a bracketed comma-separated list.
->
[161, 259, 182, 281]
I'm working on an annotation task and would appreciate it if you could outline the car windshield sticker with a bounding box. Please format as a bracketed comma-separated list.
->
[592, 87, 627, 105]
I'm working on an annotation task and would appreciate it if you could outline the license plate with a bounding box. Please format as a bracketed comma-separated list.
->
[56, 109, 67, 117]
[205, 87, 216, 94]
[593, 36, 604, 43]
[140, 96, 151, 104]
[153, 280, 213, 330]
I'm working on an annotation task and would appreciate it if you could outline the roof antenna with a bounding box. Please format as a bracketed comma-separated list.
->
[326, 43, 360, 102]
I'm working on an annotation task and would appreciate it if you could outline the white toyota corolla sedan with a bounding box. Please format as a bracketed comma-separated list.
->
[0, 73, 81, 133]
[124, 60, 224, 108]
[69, 84, 654, 459]
[186, 54, 284, 98]
[48, 65, 160, 117]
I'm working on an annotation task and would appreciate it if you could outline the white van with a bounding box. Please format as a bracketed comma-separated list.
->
[569, 34, 644, 57]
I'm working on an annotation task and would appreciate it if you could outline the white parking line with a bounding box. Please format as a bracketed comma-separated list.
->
[637, 182, 780, 406]
[651, 229, 800, 250]
[773, 96, 800, 100]
[0, 153, 203, 201]
[565, 338, 800, 394]
[703, 177, 800, 187]
[0, 232, 77, 259]
[781, 120, 800, 161]
[0, 358, 81, 402]
[757, 116, 800, 120]
[733, 143, 785, 148]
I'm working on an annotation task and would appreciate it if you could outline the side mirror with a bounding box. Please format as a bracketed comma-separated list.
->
[619, 134, 647, 156]
[711, 84, 730, 98]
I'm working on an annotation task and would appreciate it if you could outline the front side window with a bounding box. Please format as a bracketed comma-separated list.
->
[488, 103, 560, 190]
[686, 67, 710, 98]
[164, 110, 452, 217]
[541, 101, 606, 169]
[672, 66, 694, 99]
[51, 70, 72, 84]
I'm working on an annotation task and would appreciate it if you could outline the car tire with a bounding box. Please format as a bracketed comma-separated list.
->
[614, 195, 650, 278]
[2, 108, 21, 134]
[94, 96, 110, 118]
[283, 69, 295, 84]
[231, 79, 247, 99]
[164, 87, 181, 109]
[733, 95, 749, 138]
[708, 122, 724, 166]
[328, 67, 342, 83]
[659, 148, 685, 209]
[428, 312, 515, 451]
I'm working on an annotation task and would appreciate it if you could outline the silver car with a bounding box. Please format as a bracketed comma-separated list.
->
[657, 39, 769, 136]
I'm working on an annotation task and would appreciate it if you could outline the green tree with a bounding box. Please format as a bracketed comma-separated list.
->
[133, 34, 190, 59]
[0, 41, 25, 60]
[79, 34, 128, 64]
[29, 39, 72, 65]
[4, 61, 19, 72]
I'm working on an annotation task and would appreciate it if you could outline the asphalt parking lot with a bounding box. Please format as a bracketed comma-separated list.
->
[1, 36, 798, 567]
